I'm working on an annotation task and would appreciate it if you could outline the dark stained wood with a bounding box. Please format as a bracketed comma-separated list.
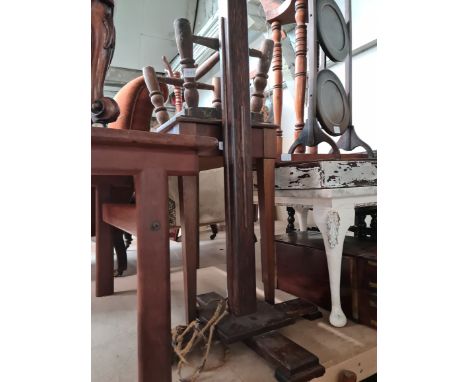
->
[276, 152, 374, 165]
[142, 66, 170, 125]
[112, 227, 128, 276]
[219, 0, 257, 316]
[251, 39, 274, 114]
[197, 292, 294, 344]
[271, 20, 283, 155]
[256, 158, 276, 304]
[212, 76, 222, 111]
[195, 51, 220, 80]
[91, 0, 119, 124]
[286, 207, 296, 233]
[134, 169, 171, 382]
[293, 0, 307, 153]
[178, 176, 199, 323]
[260, 0, 296, 24]
[102, 203, 137, 235]
[274, 298, 322, 321]
[245, 331, 325, 382]
[92, 122, 219, 382]
[163, 55, 183, 113]
[174, 18, 199, 108]
[95, 184, 114, 296]
[91, 126, 218, 153]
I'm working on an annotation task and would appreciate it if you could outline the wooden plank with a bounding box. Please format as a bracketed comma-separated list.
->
[219, 0, 257, 316]
[91, 127, 218, 152]
[102, 203, 137, 235]
[274, 298, 323, 321]
[245, 331, 325, 382]
[197, 292, 294, 344]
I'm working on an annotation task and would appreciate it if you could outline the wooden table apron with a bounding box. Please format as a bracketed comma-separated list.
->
[92, 141, 205, 382]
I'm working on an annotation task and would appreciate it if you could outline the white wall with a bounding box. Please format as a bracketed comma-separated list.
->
[111, 0, 197, 72]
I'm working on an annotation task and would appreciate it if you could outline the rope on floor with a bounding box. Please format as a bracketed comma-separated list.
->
[172, 298, 229, 382]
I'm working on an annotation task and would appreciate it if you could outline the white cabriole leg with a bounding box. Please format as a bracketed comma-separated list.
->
[295, 206, 309, 231]
[312, 206, 355, 327]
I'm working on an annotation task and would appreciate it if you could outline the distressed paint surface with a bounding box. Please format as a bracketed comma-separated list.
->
[267, 161, 377, 190]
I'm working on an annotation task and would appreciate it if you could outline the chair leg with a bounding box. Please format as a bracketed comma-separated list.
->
[123, 231, 133, 248]
[209, 224, 218, 240]
[257, 158, 276, 304]
[178, 175, 199, 323]
[134, 169, 172, 382]
[95, 184, 114, 296]
[112, 227, 127, 277]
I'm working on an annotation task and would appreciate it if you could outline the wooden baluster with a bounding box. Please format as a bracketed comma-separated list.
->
[91, 0, 119, 124]
[306, 40, 319, 155]
[173, 71, 183, 112]
[162, 55, 183, 113]
[174, 18, 199, 108]
[272, 21, 283, 155]
[294, 0, 307, 153]
[212, 76, 222, 112]
[250, 39, 274, 114]
[142, 66, 170, 125]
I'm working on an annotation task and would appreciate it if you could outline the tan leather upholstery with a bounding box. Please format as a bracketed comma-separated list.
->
[108, 76, 168, 131]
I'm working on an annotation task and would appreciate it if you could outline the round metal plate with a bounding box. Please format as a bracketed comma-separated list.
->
[316, 69, 350, 136]
[316, 0, 349, 62]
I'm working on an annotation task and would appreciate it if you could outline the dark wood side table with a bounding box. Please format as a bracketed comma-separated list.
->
[92, 127, 218, 382]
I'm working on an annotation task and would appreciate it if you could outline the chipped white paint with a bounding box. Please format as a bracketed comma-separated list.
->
[271, 161, 377, 190]
[326, 210, 341, 248]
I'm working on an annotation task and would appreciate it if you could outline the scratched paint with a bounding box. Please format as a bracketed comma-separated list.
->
[272, 161, 377, 190]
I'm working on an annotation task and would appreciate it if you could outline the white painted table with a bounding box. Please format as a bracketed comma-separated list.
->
[254, 159, 377, 327]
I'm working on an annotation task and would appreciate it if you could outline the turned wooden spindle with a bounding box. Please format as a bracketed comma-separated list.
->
[250, 39, 274, 114]
[173, 72, 183, 112]
[142, 66, 170, 125]
[271, 21, 283, 154]
[162, 55, 183, 113]
[91, 0, 119, 124]
[174, 18, 199, 108]
[306, 41, 320, 154]
[212, 77, 222, 112]
[294, 0, 307, 153]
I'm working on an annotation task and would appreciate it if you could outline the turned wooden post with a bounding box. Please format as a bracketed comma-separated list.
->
[173, 71, 183, 112]
[294, 0, 307, 153]
[91, 0, 119, 124]
[162, 55, 183, 113]
[142, 66, 170, 125]
[219, 0, 257, 316]
[212, 76, 222, 111]
[272, 21, 283, 155]
[174, 18, 199, 108]
[250, 39, 274, 114]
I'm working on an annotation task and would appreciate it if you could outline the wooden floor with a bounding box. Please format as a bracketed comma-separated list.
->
[91, 227, 376, 381]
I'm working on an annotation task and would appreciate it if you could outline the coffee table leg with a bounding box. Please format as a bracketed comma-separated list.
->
[312, 206, 354, 327]
[135, 169, 171, 382]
